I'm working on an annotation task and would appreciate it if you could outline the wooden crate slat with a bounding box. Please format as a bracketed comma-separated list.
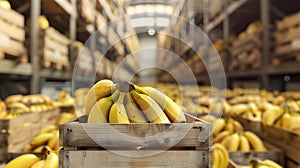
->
[0, 39, 26, 56]
[231, 43, 259, 57]
[0, 7, 24, 28]
[275, 26, 300, 45]
[43, 36, 69, 55]
[44, 28, 70, 45]
[276, 12, 300, 31]
[42, 48, 69, 65]
[0, 19, 25, 42]
[60, 122, 209, 148]
[60, 150, 210, 168]
[232, 33, 261, 48]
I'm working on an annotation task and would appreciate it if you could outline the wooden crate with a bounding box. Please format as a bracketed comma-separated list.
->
[77, 0, 96, 24]
[0, 108, 59, 163]
[40, 27, 70, 70]
[0, 7, 27, 63]
[59, 114, 212, 168]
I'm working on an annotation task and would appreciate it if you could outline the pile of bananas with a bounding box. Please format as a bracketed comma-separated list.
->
[5, 146, 58, 168]
[23, 125, 59, 153]
[215, 131, 266, 152]
[86, 79, 186, 123]
[53, 91, 74, 107]
[250, 159, 283, 168]
[56, 112, 77, 126]
[212, 143, 229, 168]
[200, 115, 243, 136]
[0, 94, 56, 119]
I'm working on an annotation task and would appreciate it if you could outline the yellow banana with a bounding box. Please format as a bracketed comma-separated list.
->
[7, 102, 30, 112]
[212, 148, 220, 168]
[224, 120, 234, 132]
[48, 130, 59, 150]
[124, 93, 148, 123]
[213, 143, 229, 168]
[262, 106, 284, 126]
[131, 90, 170, 123]
[4, 154, 40, 168]
[259, 159, 283, 168]
[230, 104, 249, 116]
[56, 113, 76, 126]
[213, 118, 225, 136]
[88, 90, 119, 123]
[33, 145, 44, 153]
[31, 133, 54, 147]
[214, 130, 232, 143]
[200, 115, 217, 123]
[31, 160, 45, 168]
[239, 134, 250, 152]
[232, 119, 244, 131]
[244, 131, 266, 151]
[85, 79, 116, 115]
[23, 144, 33, 152]
[134, 85, 186, 123]
[44, 153, 58, 168]
[37, 125, 57, 135]
[109, 92, 130, 123]
[227, 133, 240, 151]
[281, 112, 291, 129]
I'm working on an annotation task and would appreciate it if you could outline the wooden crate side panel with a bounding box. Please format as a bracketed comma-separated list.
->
[44, 28, 69, 45]
[0, 39, 26, 56]
[0, 19, 25, 42]
[60, 150, 210, 168]
[275, 26, 300, 45]
[41, 48, 69, 65]
[43, 36, 69, 55]
[0, 7, 24, 27]
[60, 122, 210, 148]
[232, 33, 261, 48]
[276, 12, 300, 31]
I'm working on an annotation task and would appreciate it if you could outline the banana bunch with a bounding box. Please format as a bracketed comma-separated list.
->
[54, 91, 74, 107]
[212, 143, 229, 168]
[250, 159, 283, 168]
[24, 125, 59, 153]
[6, 146, 59, 168]
[86, 79, 186, 124]
[200, 116, 243, 136]
[56, 112, 77, 126]
[215, 131, 267, 152]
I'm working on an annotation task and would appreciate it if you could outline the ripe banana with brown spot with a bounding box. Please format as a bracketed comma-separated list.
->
[131, 90, 170, 123]
[88, 90, 119, 123]
[124, 93, 148, 123]
[244, 131, 266, 151]
[85, 79, 116, 115]
[109, 92, 130, 123]
[134, 85, 186, 123]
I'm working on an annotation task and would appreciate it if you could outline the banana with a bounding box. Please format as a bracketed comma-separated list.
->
[109, 92, 130, 123]
[232, 119, 244, 131]
[85, 79, 116, 115]
[131, 90, 170, 123]
[7, 102, 30, 112]
[23, 144, 33, 152]
[212, 148, 220, 168]
[227, 133, 240, 151]
[44, 153, 58, 168]
[230, 104, 249, 116]
[262, 106, 284, 126]
[224, 120, 234, 132]
[281, 112, 291, 129]
[4, 154, 40, 168]
[244, 131, 266, 151]
[56, 112, 76, 126]
[221, 134, 231, 148]
[31, 160, 45, 168]
[239, 134, 250, 152]
[33, 145, 44, 153]
[259, 159, 283, 168]
[214, 130, 232, 143]
[48, 130, 59, 150]
[31, 133, 54, 147]
[213, 143, 229, 168]
[37, 125, 57, 135]
[124, 93, 148, 123]
[200, 115, 217, 123]
[134, 85, 186, 123]
[213, 118, 225, 136]
[88, 90, 119, 123]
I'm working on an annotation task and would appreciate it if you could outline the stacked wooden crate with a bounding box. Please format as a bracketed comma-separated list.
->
[78, 0, 96, 24]
[229, 22, 262, 71]
[0, 6, 27, 63]
[59, 114, 212, 167]
[40, 27, 70, 71]
[0, 109, 59, 163]
[273, 12, 300, 65]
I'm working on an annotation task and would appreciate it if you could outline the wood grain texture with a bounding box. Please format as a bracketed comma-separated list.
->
[276, 12, 300, 31]
[0, 8, 24, 27]
[60, 150, 211, 168]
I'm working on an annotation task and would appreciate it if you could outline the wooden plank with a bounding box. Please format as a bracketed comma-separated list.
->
[232, 33, 261, 48]
[60, 122, 209, 148]
[276, 12, 300, 31]
[41, 48, 69, 65]
[274, 26, 300, 45]
[0, 7, 24, 27]
[0, 19, 25, 42]
[231, 43, 259, 56]
[44, 28, 69, 45]
[274, 43, 294, 56]
[60, 150, 210, 168]
[43, 36, 68, 55]
[0, 39, 26, 56]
